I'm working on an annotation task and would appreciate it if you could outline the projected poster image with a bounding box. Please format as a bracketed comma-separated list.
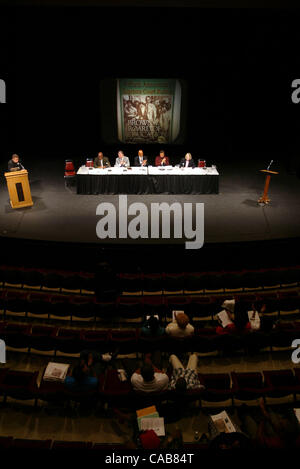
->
[117, 79, 182, 144]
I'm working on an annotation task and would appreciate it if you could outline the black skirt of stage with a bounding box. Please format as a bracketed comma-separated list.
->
[76, 174, 219, 195]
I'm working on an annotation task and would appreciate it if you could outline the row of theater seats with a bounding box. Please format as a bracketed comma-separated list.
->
[118, 268, 300, 295]
[0, 436, 130, 450]
[0, 265, 95, 295]
[1, 289, 300, 324]
[1, 321, 300, 356]
[1, 366, 300, 409]
[0, 436, 208, 450]
[1, 265, 300, 297]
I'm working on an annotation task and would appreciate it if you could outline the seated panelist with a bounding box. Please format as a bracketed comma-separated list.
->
[134, 149, 148, 167]
[179, 153, 195, 168]
[155, 150, 170, 167]
[94, 151, 111, 168]
[115, 150, 130, 168]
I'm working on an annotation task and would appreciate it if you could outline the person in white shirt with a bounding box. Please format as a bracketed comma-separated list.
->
[131, 362, 169, 393]
[165, 312, 194, 338]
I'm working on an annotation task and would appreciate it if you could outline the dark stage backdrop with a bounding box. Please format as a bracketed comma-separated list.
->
[6, 6, 300, 173]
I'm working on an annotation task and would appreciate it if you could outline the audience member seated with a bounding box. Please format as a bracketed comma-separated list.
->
[238, 398, 300, 448]
[165, 312, 194, 338]
[141, 315, 165, 338]
[131, 356, 169, 393]
[233, 302, 252, 333]
[168, 353, 205, 392]
[64, 354, 98, 392]
[216, 299, 237, 335]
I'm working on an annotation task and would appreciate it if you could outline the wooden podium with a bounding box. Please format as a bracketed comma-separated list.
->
[258, 169, 279, 205]
[4, 170, 33, 209]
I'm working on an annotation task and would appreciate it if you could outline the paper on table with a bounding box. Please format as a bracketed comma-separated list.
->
[140, 417, 165, 436]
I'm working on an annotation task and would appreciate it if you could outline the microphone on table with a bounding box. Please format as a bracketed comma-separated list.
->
[18, 162, 25, 170]
[267, 160, 274, 171]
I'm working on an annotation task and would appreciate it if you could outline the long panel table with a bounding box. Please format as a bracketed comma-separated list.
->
[76, 166, 219, 195]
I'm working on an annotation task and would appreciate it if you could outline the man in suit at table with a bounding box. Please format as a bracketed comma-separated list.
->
[94, 152, 111, 168]
[179, 153, 195, 168]
[134, 149, 148, 167]
[155, 150, 170, 166]
[115, 150, 130, 168]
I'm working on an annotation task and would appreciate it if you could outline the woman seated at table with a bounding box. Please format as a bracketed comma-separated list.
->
[115, 150, 130, 168]
[179, 153, 195, 168]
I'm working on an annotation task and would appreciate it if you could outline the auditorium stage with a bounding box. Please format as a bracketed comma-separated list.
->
[0, 155, 300, 249]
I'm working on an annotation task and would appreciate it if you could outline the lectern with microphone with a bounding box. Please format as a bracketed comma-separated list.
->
[4, 169, 33, 209]
[258, 160, 278, 205]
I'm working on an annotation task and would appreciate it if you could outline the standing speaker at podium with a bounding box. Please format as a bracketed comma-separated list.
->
[5, 153, 33, 209]
[8, 154, 25, 172]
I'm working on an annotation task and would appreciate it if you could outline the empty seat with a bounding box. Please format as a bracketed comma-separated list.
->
[270, 323, 295, 352]
[117, 298, 143, 326]
[70, 295, 95, 322]
[0, 436, 13, 449]
[119, 273, 143, 296]
[109, 329, 138, 356]
[49, 294, 72, 321]
[80, 329, 109, 352]
[2, 323, 31, 352]
[13, 439, 52, 449]
[263, 369, 297, 404]
[4, 290, 28, 318]
[0, 370, 39, 403]
[3, 267, 24, 288]
[52, 440, 93, 449]
[202, 272, 225, 294]
[199, 373, 233, 408]
[184, 272, 205, 294]
[188, 296, 214, 324]
[27, 291, 52, 319]
[231, 371, 270, 405]
[143, 273, 163, 296]
[163, 272, 184, 295]
[94, 300, 117, 324]
[165, 296, 190, 322]
[61, 273, 82, 294]
[29, 325, 58, 355]
[223, 271, 244, 293]
[278, 292, 300, 321]
[143, 296, 165, 319]
[22, 268, 44, 290]
[41, 271, 62, 292]
[55, 328, 82, 357]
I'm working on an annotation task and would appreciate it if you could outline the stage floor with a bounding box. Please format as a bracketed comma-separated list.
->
[1, 157, 300, 246]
